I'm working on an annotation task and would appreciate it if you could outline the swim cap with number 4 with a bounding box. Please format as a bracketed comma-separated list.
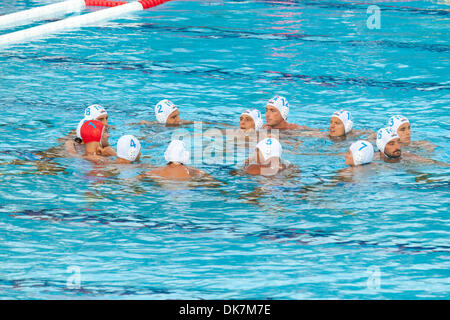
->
[117, 135, 141, 162]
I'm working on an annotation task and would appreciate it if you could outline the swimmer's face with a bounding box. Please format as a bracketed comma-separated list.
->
[100, 128, 109, 147]
[384, 138, 402, 158]
[345, 149, 355, 166]
[96, 114, 108, 126]
[240, 114, 255, 131]
[397, 123, 411, 145]
[329, 117, 345, 137]
[265, 105, 283, 127]
[166, 110, 181, 126]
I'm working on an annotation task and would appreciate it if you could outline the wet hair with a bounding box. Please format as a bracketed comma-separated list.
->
[74, 137, 82, 144]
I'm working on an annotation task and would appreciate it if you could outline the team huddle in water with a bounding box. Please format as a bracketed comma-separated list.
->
[61, 95, 448, 181]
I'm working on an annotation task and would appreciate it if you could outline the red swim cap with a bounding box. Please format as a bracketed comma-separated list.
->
[80, 120, 104, 144]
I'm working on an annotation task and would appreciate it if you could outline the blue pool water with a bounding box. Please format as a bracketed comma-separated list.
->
[0, 0, 449, 299]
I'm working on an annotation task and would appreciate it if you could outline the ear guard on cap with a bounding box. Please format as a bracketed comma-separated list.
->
[345, 119, 353, 133]
[127, 147, 140, 161]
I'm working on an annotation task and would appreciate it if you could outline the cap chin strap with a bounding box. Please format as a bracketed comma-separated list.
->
[387, 153, 401, 159]
[383, 150, 397, 159]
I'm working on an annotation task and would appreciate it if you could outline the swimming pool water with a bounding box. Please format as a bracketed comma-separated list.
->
[0, 0, 449, 299]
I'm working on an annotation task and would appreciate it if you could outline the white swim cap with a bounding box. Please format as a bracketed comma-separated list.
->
[84, 104, 107, 120]
[76, 118, 87, 139]
[349, 140, 374, 166]
[155, 99, 178, 124]
[388, 115, 409, 134]
[117, 135, 141, 162]
[164, 140, 190, 164]
[241, 109, 263, 130]
[331, 109, 353, 134]
[376, 127, 400, 154]
[267, 95, 289, 120]
[256, 138, 283, 161]
[77, 104, 106, 138]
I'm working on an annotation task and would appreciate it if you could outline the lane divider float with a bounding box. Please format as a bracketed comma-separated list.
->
[0, 0, 128, 30]
[0, 0, 170, 47]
